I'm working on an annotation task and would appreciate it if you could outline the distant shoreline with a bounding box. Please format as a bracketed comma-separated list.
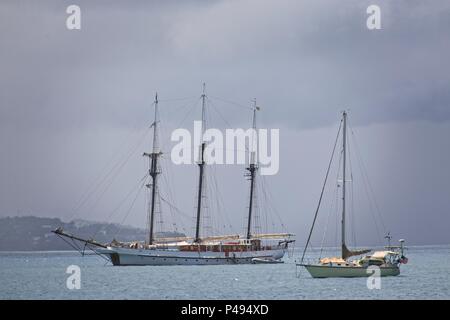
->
[0, 216, 184, 251]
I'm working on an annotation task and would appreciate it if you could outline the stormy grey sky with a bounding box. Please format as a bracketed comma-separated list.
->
[1, 0, 450, 246]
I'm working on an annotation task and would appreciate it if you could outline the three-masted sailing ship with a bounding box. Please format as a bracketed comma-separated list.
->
[298, 111, 408, 278]
[54, 85, 294, 266]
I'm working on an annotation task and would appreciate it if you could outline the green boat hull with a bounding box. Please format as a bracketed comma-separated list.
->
[300, 264, 400, 278]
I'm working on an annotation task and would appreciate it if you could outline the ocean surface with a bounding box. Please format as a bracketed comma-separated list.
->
[1, 245, 449, 299]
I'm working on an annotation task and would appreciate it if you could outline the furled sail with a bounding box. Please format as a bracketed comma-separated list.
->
[342, 244, 371, 260]
[250, 233, 295, 239]
[153, 234, 241, 243]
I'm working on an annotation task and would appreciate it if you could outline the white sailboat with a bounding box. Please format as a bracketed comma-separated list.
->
[297, 111, 408, 278]
[54, 85, 294, 265]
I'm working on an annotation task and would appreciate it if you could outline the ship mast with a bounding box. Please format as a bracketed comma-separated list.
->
[246, 100, 258, 239]
[341, 111, 347, 259]
[194, 83, 207, 243]
[144, 93, 161, 245]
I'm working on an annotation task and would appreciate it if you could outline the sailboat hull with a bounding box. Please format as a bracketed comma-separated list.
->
[301, 264, 400, 278]
[97, 246, 286, 266]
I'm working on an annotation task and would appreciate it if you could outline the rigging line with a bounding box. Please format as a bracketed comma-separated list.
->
[161, 96, 200, 118]
[158, 96, 197, 102]
[86, 245, 111, 263]
[201, 107, 226, 236]
[260, 174, 287, 231]
[254, 181, 262, 235]
[160, 194, 194, 221]
[68, 111, 148, 208]
[78, 129, 150, 220]
[113, 178, 147, 239]
[348, 123, 387, 238]
[242, 171, 253, 235]
[241, 188, 248, 235]
[67, 126, 151, 222]
[264, 190, 272, 234]
[259, 178, 269, 234]
[319, 166, 340, 259]
[212, 164, 233, 232]
[155, 187, 165, 233]
[254, 180, 261, 235]
[202, 172, 211, 236]
[356, 155, 383, 244]
[334, 149, 343, 251]
[258, 176, 277, 233]
[350, 127, 387, 233]
[91, 173, 149, 239]
[145, 189, 150, 235]
[159, 166, 178, 231]
[300, 119, 343, 264]
[153, 107, 182, 233]
[208, 95, 253, 111]
[68, 238, 111, 263]
[319, 147, 342, 255]
[56, 233, 83, 253]
[358, 156, 382, 244]
[209, 165, 225, 232]
[206, 97, 233, 128]
[204, 170, 228, 237]
[346, 130, 357, 247]
[176, 96, 203, 128]
[162, 161, 185, 232]
[158, 96, 202, 150]
[350, 172, 357, 247]
[257, 177, 268, 234]
[69, 127, 151, 222]
[161, 195, 192, 232]
[257, 179, 267, 234]
[261, 178, 275, 234]
[320, 147, 342, 256]
[155, 97, 192, 150]
[309, 149, 340, 256]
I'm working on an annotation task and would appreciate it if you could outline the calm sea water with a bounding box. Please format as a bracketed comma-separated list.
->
[1, 245, 449, 299]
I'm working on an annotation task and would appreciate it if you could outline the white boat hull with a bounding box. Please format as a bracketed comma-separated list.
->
[300, 264, 400, 278]
[97, 246, 286, 266]
[251, 258, 284, 264]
